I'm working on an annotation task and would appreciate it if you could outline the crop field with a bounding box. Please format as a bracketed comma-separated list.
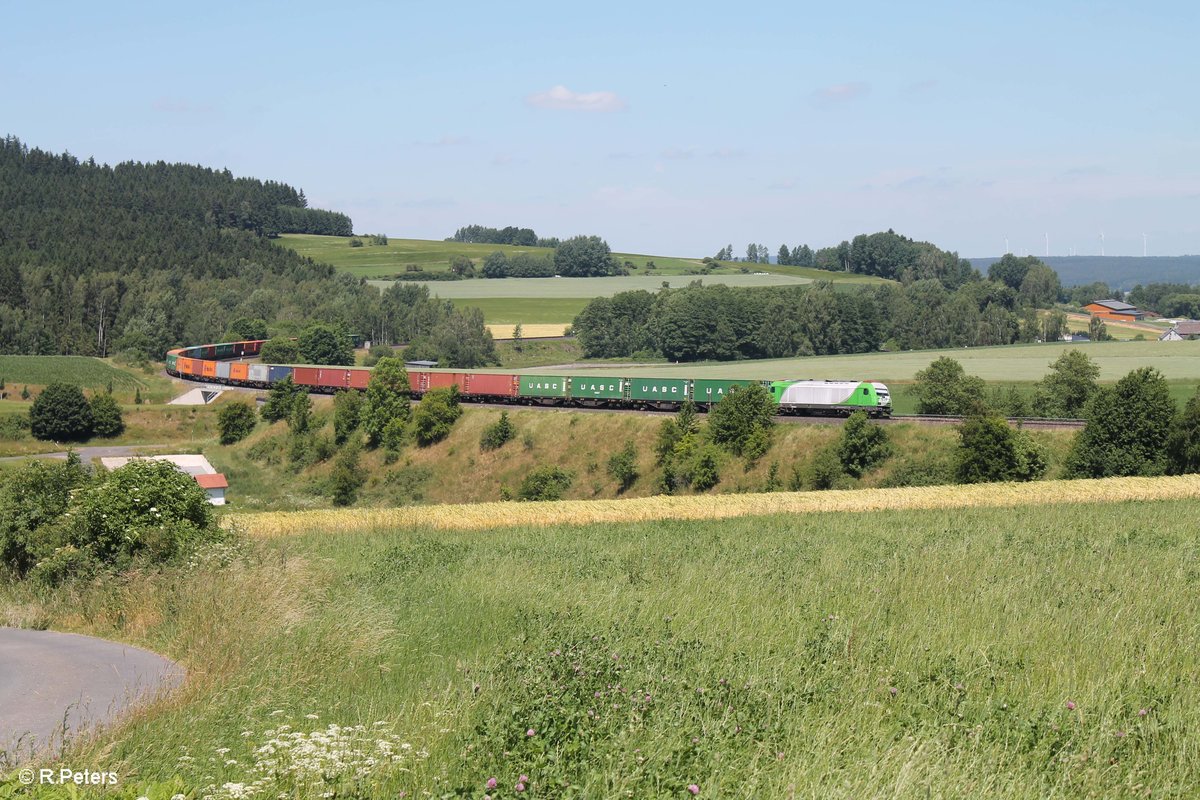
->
[369, 273, 814, 298]
[9, 491, 1200, 797]
[537, 339, 1200, 383]
[0, 356, 168, 398]
[486, 323, 571, 339]
[452, 297, 591, 324]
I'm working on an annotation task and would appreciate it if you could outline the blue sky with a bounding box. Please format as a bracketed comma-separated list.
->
[4, 0, 1198, 258]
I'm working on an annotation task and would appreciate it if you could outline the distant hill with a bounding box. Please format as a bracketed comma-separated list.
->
[969, 255, 1200, 290]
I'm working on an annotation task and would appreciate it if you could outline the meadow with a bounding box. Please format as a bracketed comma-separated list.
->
[368, 273, 814, 299]
[6, 489, 1200, 798]
[453, 297, 591, 325]
[0, 356, 172, 402]
[533, 340, 1200, 384]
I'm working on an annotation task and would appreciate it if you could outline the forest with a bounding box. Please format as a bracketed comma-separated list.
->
[0, 137, 493, 365]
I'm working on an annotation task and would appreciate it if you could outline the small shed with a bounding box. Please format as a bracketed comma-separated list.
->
[194, 473, 229, 506]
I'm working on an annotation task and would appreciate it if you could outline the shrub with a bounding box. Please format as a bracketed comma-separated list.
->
[690, 444, 722, 491]
[362, 357, 411, 448]
[807, 447, 846, 490]
[0, 454, 89, 576]
[518, 465, 574, 501]
[912, 357, 987, 415]
[412, 387, 462, 447]
[333, 390, 364, 444]
[606, 440, 639, 492]
[362, 343, 394, 367]
[707, 385, 776, 456]
[51, 460, 224, 579]
[955, 414, 1046, 484]
[1065, 367, 1175, 478]
[330, 441, 365, 506]
[837, 410, 891, 478]
[259, 337, 300, 365]
[218, 400, 257, 445]
[30, 383, 93, 441]
[89, 393, 124, 437]
[480, 411, 516, 451]
[261, 375, 306, 422]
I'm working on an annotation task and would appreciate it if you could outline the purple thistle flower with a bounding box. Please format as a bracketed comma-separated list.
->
[687, 784, 700, 796]
[519, 774, 529, 783]
[889, 687, 898, 697]
[526, 728, 536, 737]
[515, 782, 526, 793]
[1138, 708, 1149, 717]
[486, 777, 498, 790]
[1066, 700, 1076, 711]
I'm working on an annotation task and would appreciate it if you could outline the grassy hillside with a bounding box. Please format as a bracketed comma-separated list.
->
[0, 356, 173, 402]
[204, 405, 1076, 511]
[9, 490, 1200, 797]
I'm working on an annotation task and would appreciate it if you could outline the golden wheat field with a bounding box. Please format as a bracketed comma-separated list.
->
[485, 323, 570, 339]
[227, 474, 1200, 536]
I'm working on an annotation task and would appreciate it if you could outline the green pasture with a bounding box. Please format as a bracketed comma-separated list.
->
[448, 297, 591, 324]
[370, 273, 814, 299]
[12, 498, 1200, 797]
[0, 356, 151, 391]
[539, 340, 1200, 384]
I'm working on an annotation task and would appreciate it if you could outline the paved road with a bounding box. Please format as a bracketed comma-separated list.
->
[0, 628, 183, 759]
[0, 445, 179, 464]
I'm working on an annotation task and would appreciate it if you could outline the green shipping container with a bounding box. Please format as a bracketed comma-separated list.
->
[570, 376, 626, 399]
[518, 375, 569, 398]
[692, 379, 762, 404]
[629, 377, 690, 402]
[214, 342, 237, 359]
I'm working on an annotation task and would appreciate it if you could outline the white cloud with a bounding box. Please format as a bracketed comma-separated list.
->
[810, 82, 870, 108]
[526, 85, 627, 112]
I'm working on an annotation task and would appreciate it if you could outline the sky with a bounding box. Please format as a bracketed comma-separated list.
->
[4, 0, 1199, 258]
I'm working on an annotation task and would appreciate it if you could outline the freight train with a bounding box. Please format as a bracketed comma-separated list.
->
[165, 340, 892, 417]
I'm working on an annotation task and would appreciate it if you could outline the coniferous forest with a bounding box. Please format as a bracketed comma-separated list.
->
[0, 137, 496, 366]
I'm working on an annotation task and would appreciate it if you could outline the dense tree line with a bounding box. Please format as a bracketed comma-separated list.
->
[0, 137, 496, 366]
[448, 224, 559, 248]
[1128, 282, 1200, 318]
[573, 272, 1060, 362]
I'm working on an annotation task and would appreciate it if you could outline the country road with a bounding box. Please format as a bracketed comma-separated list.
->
[0, 445, 181, 464]
[0, 628, 183, 760]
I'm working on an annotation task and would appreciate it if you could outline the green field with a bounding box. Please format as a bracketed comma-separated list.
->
[0, 356, 165, 395]
[370, 273, 814, 299]
[448, 296, 592, 324]
[530, 340, 1200, 384]
[9, 495, 1200, 797]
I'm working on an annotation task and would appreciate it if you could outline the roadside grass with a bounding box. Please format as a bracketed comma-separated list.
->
[7, 496, 1200, 797]
[543, 339, 1200, 384]
[453, 297, 591, 324]
[0, 399, 224, 458]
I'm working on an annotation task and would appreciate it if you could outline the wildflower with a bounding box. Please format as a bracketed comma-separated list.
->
[515, 784, 526, 793]
[526, 728, 536, 737]
[486, 777, 498, 789]
[1138, 708, 1149, 717]
[1066, 700, 1076, 711]
[889, 687, 898, 697]
[687, 784, 701, 795]
[1115, 731, 1127, 738]
[519, 774, 529, 783]
[305, 713, 320, 719]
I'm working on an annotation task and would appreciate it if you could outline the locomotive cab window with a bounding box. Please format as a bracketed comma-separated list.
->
[862, 388, 869, 394]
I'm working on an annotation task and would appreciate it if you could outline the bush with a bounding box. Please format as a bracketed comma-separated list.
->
[807, 447, 846, 490]
[912, 357, 987, 415]
[707, 384, 775, 456]
[261, 375, 305, 422]
[363, 357, 411, 448]
[0, 454, 89, 576]
[333, 390, 364, 444]
[480, 411, 516, 451]
[412, 387, 462, 446]
[955, 414, 1046, 484]
[689, 444, 722, 492]
[87, 392, 124, 438]
[606, 440, 639, 492]
[837, 410, 891, 478]
[56, 460, 224, 578]
[30, 383, 94, 441]
[518, 466, 574, 501]
[218, 400, 258, 445]
[362, 343, 394, 367]
[330, 441, 365, 506]
[1065, 367, 1175, 478]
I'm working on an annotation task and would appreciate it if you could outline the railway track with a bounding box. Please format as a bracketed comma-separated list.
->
[172, 375, 1085, 429]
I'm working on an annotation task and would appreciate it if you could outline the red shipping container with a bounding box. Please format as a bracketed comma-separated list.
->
[407, 371, 430, 392]
[317, 369, 351, 389]
[201, 360, 217, 378]
[348, 368, 371, 389]
[425, 372, 466, 391]
[463, 373, 518, 398]
[292, 367, 322, 388]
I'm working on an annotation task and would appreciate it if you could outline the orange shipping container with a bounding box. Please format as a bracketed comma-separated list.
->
[202, 360, 217, 378]
[230, 362, 249, 382]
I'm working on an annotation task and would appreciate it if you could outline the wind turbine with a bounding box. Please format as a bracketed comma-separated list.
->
[1143, 233, 1148, 257]
[1099, 229, 1105, 256]
[1004, 235, 1009, 254]
[1045, 232, 1049, 257]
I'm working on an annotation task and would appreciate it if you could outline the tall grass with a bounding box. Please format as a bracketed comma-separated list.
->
[5, 496, 1200, 796]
